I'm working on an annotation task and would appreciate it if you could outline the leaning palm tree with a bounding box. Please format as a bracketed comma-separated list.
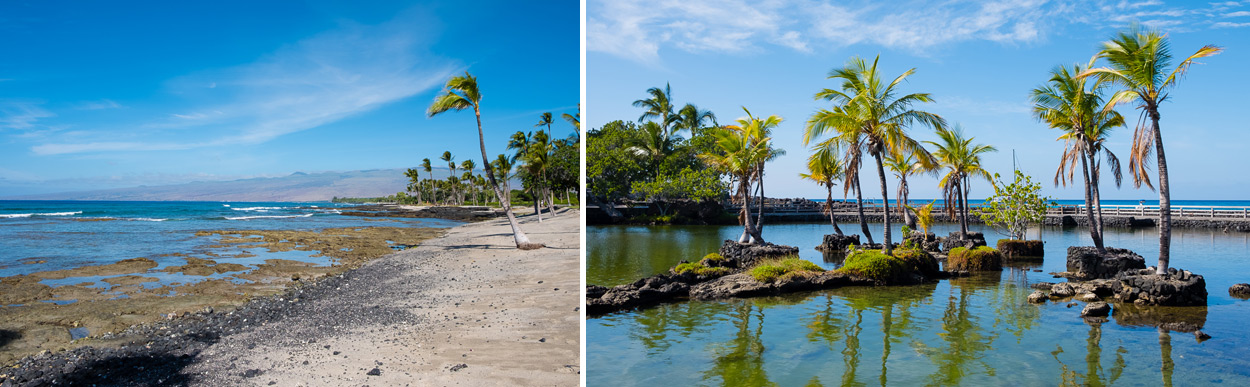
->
[926, 125, 996, 238]
[885, 153, 930, 230]
[427, 71, 540, 249]
[1032, 60, 1125, 252]
[1080, 26, 1221, 274]
[701, 122, 772, 244]
[633, 83, 678, 139]
[799, 142, 845, 236]
[807, 55, 942, 254]
[421, 158, 435, 204]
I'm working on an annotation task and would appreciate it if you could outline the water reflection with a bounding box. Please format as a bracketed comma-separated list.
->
[589, 222, 1250, 385]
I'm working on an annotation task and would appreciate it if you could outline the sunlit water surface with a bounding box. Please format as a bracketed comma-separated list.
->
[588, 222, 1250, 386]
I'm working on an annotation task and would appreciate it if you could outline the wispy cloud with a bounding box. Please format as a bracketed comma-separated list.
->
[0, 100, 53, 130]
[589, 0, 1249, 64]
[75, 99, 122, 110]
[30, 10, 458, 156]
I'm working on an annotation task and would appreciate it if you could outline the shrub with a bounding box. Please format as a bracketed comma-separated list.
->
[837, 250, 909, 282]
[892, 247, 940, 276]
[750, 257, 823, 283]
[674, 262, 731, 277]
[996, 239, 1044, 258]
[947, 246, 1004, 271]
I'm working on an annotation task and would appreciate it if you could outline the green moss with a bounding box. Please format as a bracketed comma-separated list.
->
[837, 250, 909, 282]
[892, 247, 940, 276]
[674, 262, 732, 277]
[749, 257, 823, 283]
[703, 253, 725, 262]
[947, 246, 1004, 271]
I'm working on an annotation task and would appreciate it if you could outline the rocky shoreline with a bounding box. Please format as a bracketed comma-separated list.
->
[336, 204, 505, 222]
[1, 210, 580, 386]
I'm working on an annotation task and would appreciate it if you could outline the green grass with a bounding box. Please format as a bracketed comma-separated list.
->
[750, 257, 823, 283]
[891, 247, 939, 276]
[837, 250, 909, 282]
[947, 246, 1003, 271]
[674, 262, 732, 277]
[703, 253, 725, 262]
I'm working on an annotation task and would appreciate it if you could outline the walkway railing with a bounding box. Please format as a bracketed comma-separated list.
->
[720, 202, 1250, 220]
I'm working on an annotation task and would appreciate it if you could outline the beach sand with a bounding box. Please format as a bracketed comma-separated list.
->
[179, 208, 581, 385]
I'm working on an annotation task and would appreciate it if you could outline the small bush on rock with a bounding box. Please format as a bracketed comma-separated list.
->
[750, 257, 823, 283]
[947, 246, 1003, 271]
[838, 250, 909, 282]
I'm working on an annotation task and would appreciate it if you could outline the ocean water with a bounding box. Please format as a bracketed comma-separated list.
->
[587, 223, 1250, 385]
[0, 200, 460, 288]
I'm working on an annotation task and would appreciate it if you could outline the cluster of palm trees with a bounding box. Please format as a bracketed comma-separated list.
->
[508, 110, 580, 222]
[699, 107, 784, 244]
[801, 55, 995, 254]
[1033, 26, 1220, 273]
[404, 151, 494, 206]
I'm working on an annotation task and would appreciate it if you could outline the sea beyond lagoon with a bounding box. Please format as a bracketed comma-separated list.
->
[0, 200, 460, 293]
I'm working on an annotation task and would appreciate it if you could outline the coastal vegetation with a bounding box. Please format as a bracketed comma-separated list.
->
[975, 171, 1053, 241]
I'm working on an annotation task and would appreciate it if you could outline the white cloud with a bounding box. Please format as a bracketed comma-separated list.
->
[76, 99, 122, 110]
[589, 0, 1250, 64]
[1212, 21, 1250, 27]
[1223, 10, 1250, 16]
[32, 11, 458, 156]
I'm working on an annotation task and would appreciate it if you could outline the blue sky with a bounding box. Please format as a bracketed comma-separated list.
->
[587, 0, 1250, 201]
[0, 1, 578, 196]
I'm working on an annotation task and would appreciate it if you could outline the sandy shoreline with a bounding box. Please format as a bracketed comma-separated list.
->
[0, 209, 579, 386]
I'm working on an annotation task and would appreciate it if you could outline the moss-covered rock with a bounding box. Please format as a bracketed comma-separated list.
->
[997, 239, 1044, 259]
[749, 257, 823, 283]
[891, 247, 940, 277]
[837, 250, 910, 283]
[946, 246, 1003, 271]
[673, 262, 732, 278]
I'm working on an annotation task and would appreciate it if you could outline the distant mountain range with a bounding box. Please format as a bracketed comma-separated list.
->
[3, 169, 432, 202]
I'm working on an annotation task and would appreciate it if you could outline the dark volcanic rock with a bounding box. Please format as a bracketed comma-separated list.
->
[1081, 302, 1111, 317]
[1065, 247, 1146, 280]
[585, 275, 692, 315]
[997, 239, 1044, 259]
[941, 232, 986, 253]
[1112, 267, 1208, 306]
[1112, 303, 1208, 333]
[719, 240, 799, 268]
[903, 232, 941, 252]
[1230, 283, 1250, 299]
[1027, 291, 1047, 303]
[815, 234, 860, 252]
[689, 272, 871, 300]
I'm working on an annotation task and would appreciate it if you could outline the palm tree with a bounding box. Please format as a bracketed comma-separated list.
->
[885, 153, 930, 231]
[926, 125, 997, 238]
[461, 159, 477, 206]
[799, 142, 845, 236]
[632, 83, 677, 139]
[726, 108, 784, 236]
[507, 130, 544, 217]
[532, 130, 557, 217]
[420, 158, 435, 204]
[1080, 26, 1221, 274]
[562, 104, 580, 132]
[440, 151, 458, 205]
[492, 153, 514, 204]
[701, 118, 773, 244]
[427, 71, 539, 249]
[625, 121, 675, 180]
[1032, 60, 1125, 252]
[806, 55, 942, 254]
[676, 103, 717, 135]
[404, 168, 423, 204]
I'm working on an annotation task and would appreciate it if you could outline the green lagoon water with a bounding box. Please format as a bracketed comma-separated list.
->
[587, 222, 1250, 386]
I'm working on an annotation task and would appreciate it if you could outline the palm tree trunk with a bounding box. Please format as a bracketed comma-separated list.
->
[900, 175, 915, 230]
[755, 164, 765, 235]
[1152, 111, 1171, 274]
[532, 186, 542, 222]
[826, 185, 843, 235]
[1079, 150, 1105, 251]
[474, 108, 536, 249]
[1089, 149, 1106, 246]
[739, 176, 755, 244]
[853, 174, 875, 245]
[873, 152, 893, 254]
[962, 175, 971, 236]
[547, 186, 556, 216]
[960, 178, 970, 235]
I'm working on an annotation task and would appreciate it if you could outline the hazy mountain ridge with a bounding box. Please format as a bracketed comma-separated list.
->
[3, 168, 447, 202]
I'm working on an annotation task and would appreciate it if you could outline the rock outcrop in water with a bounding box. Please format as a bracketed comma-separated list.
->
[941, 231, 986, 252]
[1230, 283, 1250, 299]
[815, 234, 860, 251]
[1112, 267, 1207, 307]
[1063, 247, 1146, 280]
